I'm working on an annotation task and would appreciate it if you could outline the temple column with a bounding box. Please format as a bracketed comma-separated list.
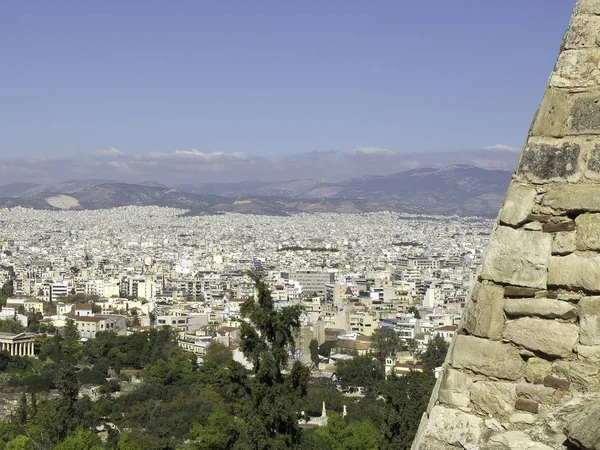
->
[30, 342, 34, 356]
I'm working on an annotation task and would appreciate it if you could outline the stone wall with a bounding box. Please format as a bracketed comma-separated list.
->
[412, 1, 600, 449]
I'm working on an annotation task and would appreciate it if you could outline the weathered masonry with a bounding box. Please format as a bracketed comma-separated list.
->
[412, 1, 600, 449]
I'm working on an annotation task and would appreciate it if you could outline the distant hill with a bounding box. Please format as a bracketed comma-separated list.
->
[0, 165, 512, 216]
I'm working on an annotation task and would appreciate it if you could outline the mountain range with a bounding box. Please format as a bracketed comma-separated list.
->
[0, 165, 512, 217]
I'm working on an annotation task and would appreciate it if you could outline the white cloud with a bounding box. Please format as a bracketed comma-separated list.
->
[90, 147, 123, 159]
[481, 144, 520, 152]
[138, 149, 256, 164]
[347, 146, 396, 156]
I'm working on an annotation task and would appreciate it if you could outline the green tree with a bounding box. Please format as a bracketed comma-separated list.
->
[314, 412, 379, 450]
[53, 365, 80, 441]
[5, 435, 33, 450]
[378, 371, 436, 449]
[14, 393, 27, 426]
[371, 327, 400, 360]
[407, 306, 421, 320]
[236, 271, 306, 449]
[53, 428, 103, 450]
[203, 341, 233, 366]
[0, 279, 14, 307]
[0, 318, 26, 334]
[418, 335, 449, 371]
[309, 339, 320, 369]
[336, 355, 385, 391]
[190, 408, 243, 450]
[239, 272, 302, 380]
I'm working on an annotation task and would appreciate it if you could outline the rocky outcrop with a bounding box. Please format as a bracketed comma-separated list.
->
[412, 1, 600, 448]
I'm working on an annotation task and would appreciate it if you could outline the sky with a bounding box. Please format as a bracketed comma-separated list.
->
[0, 0, 576, 184]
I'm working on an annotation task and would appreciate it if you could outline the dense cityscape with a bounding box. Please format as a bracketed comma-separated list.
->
[0, 206, 492, 448]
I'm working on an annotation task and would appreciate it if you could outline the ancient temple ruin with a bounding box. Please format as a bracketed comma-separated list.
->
[412, 1, 600, 448]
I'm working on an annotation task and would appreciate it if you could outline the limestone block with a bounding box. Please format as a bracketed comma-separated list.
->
[576, 343, 600, 361]
[480, 227, 551, 289]
[498, 183, 537, 226]
[509, 412, 537, 424]
[462, 282, 505, 340]
[525, 358, 553, 383]
[542, 219, 576, 232]
[516, 383, 557, 405]
[579, 296, 600, 345]
[450, 335, 525, 381]
[585, 143, 600, 179]
[503, 298, 577, 319]
[503, 318, 579, 357]
[548, 254, 600, 292]
[423, 405, 483, 448]
[565, 402, 600, 450]
[543, 375, 571, 391]
[577, 0, 600, 14]
[576, 214, 600, 250]
[437, 368, 473, 408]
[470, 381, 516, 419]
[554, 359, 600, 390]
[550, 49, 600, 87]
[552, 231, 576, 255]
[530, 88, 572, 137]
[544, 184, 600, 212]
[563, 13, 600, 49]
[571, 94, 600, 134]
[516, 139, 582, 183]
[515, 398, 539, 413]
[490, 431, 554, 450]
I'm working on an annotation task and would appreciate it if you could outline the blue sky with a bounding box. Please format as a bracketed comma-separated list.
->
[0, 0, 576, 183]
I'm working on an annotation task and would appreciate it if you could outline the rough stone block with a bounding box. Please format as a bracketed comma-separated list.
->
[576, 213, 600, 250]
[550, 49, 600, 88]
[470, 381, 516, 419]
[462, 282, 505, 340]
[503, 317, 579, 357]
[504, 286, 538, 298]
[579, 296, 600, 345]
[490, 430, 553, 450]
[480, 227, 551, 289]
[525, 357, 553, 383]
[585, 143, 600, 179]
[423, 406, 483, 448]
[450, 335, 525, 381]
[563, 13, 600, 49]
[543, 375, 571, 391]
[517, 140, 582, 182]
[553, 359, 600, 390]
[542, 219, 576, 232]
[571, 94, 600, 133]
[503, 298, 577, 319]
[530, 88, 572, 137]
[565, 402, 600, 450]
[577, 0, 600, 15]
[515, 398, 539, 413]
[552, 231, 576, 255]
[498, 183, 537, 226]
[509, 412, 537, 424]
[543, 184, 600, 212]
[437, 368, 473, 408]
[548, 254, 600, 292]
[516, 383, 557, 404]
[576, 344, 600, 361]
